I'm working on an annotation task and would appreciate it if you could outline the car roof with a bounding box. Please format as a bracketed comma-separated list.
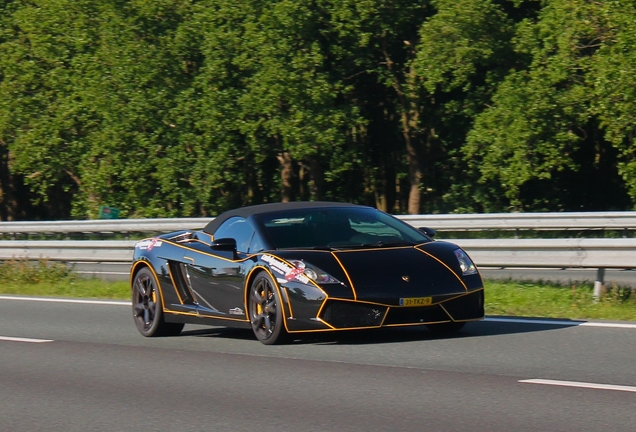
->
[203, 201, 370, 234]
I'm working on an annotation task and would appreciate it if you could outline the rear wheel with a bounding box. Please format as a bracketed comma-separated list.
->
[132, 267, 184, 337]
[249, 273, 288, 345]
[426, 321, 465, 335]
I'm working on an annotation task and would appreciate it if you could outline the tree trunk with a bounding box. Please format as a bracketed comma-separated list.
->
[308, 156, 324, 201]
[405, 134, 422, 215]
[277, 151, 294, 203]
[383, 48, 423, 215]
[0, 145, 17, 221]
[375, 191, 387, 212]
[374, 164, 396, 213]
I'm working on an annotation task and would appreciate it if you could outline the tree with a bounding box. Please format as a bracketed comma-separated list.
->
[466, 0, 632, 211]
[1, 0, 199, 218]
[78, 0, 196, 217]
[412, 0, 517, 213]
[323, 0, 432, 213]
[589, 1, 636, 206]
[0, 0, 100, 219]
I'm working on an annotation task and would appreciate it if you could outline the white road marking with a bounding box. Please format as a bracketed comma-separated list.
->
[520, 379, 636, 393]
[484, 317, 636, 329]
[0, 336, 53, 343]
[486, 317, 582, 326]
[578, 322, 636, 329]
[0, 296, 129, 306]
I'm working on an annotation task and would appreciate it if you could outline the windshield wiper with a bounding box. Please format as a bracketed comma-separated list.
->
[310, 245, 337, 251]
[277, 246, 336, 251]
[358, 240, 415, 248]
[278, 242, 414, 251]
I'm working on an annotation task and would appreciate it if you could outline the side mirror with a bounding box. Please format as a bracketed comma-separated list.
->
[419, 227, 436, 238]
[210, 237, 237, 251]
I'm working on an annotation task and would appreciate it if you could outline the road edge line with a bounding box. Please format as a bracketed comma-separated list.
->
[519, 378, 636, 393]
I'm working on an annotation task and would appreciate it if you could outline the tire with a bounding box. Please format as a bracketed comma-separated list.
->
[425, 321, 465, 335]
[249, 272, 288, 345]
[132, 267, 184, 337]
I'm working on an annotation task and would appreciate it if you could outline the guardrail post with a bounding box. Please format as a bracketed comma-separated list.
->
[593, 267, 605, 302]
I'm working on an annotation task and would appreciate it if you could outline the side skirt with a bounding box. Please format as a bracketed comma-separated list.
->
[164, 312, 252, 329]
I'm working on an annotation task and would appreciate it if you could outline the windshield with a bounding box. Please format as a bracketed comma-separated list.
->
[254, 207, 430, 250]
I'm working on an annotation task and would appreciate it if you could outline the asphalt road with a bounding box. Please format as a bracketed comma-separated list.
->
[1, 296, 635, 431]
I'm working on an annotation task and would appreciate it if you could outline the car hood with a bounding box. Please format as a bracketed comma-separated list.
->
[274, 242, 477, 302]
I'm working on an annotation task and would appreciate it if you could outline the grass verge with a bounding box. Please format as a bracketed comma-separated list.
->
[0, 259, 130, 299]
[486, 280, 636, 321]
[0, 278, 130, 299]
[0, 260, 634, 321]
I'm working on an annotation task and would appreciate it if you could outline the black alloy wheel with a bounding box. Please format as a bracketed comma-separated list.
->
[132, 267, 184, 337]
[249, 272, 288, 345]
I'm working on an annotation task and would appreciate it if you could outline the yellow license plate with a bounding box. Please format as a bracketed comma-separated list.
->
[399, 297, 432, 307]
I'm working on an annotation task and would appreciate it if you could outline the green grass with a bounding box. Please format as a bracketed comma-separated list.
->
[485, 280, 636, 321]
[0, 278, 131, 299]
[1, 260, 634, 321]
[0, 259, 130, 299]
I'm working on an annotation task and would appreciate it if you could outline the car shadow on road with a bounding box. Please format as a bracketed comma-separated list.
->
[180, 327, 257, 341]
[295, 319, 581, 345]
[179, 316, 582, 345]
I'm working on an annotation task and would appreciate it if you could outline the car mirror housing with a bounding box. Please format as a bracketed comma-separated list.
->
[210, 237, 237, 251]
[419, 227, 436, 238]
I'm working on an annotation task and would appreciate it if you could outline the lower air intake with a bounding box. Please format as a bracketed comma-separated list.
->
[384, 304, 449, 325]
[442, 290, 484, 321]
[320, 301, 387, 328]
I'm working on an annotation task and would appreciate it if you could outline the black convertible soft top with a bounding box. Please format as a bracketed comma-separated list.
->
[203, 201, 367, 234]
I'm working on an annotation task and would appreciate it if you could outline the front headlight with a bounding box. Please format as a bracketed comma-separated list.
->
[454, 249, 477, 275]
[289, 260, 341, 284]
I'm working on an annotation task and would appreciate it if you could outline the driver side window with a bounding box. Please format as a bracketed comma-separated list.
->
[213, 217, 263, 253]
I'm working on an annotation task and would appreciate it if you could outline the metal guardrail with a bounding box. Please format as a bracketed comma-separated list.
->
[0, 240, 136, 262]
[0, 218, 211, 235]
[1, 211, 636, 235]
[457, 238, 636, 269]
[1, 238, 634, 269]
[1, 212, 635, 297]
[399, 211, 636, 231]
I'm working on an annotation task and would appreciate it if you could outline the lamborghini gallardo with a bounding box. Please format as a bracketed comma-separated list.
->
[130, 202, 484, 344]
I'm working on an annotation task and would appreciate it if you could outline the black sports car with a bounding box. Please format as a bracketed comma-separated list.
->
[130, 202, 484, 344]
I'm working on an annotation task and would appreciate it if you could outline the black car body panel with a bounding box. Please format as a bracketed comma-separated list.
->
[130, 202, 484, 342]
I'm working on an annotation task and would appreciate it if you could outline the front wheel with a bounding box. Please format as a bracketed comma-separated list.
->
[426, 321, 465, 335]
[249, 273, 288, 345]
[132, 267, 184, 337]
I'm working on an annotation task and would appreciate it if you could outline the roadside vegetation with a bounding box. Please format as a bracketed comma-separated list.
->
[0, 259, 129, 299]
[2, 1, 636, 221]
[486, 281, 636, 322]
[1, 260, 634, 322]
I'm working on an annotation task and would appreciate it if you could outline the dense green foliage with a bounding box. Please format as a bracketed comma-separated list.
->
[0, 0, 634, 220]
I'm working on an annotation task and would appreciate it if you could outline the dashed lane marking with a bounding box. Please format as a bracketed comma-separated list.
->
[0, 336, 53, 343]
[520, 379, 636, 393]
[485, 317, 636, 329]
[0, 295, 129, 306]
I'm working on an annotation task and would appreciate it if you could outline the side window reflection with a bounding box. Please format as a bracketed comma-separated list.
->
[214, 217, 255, 253]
